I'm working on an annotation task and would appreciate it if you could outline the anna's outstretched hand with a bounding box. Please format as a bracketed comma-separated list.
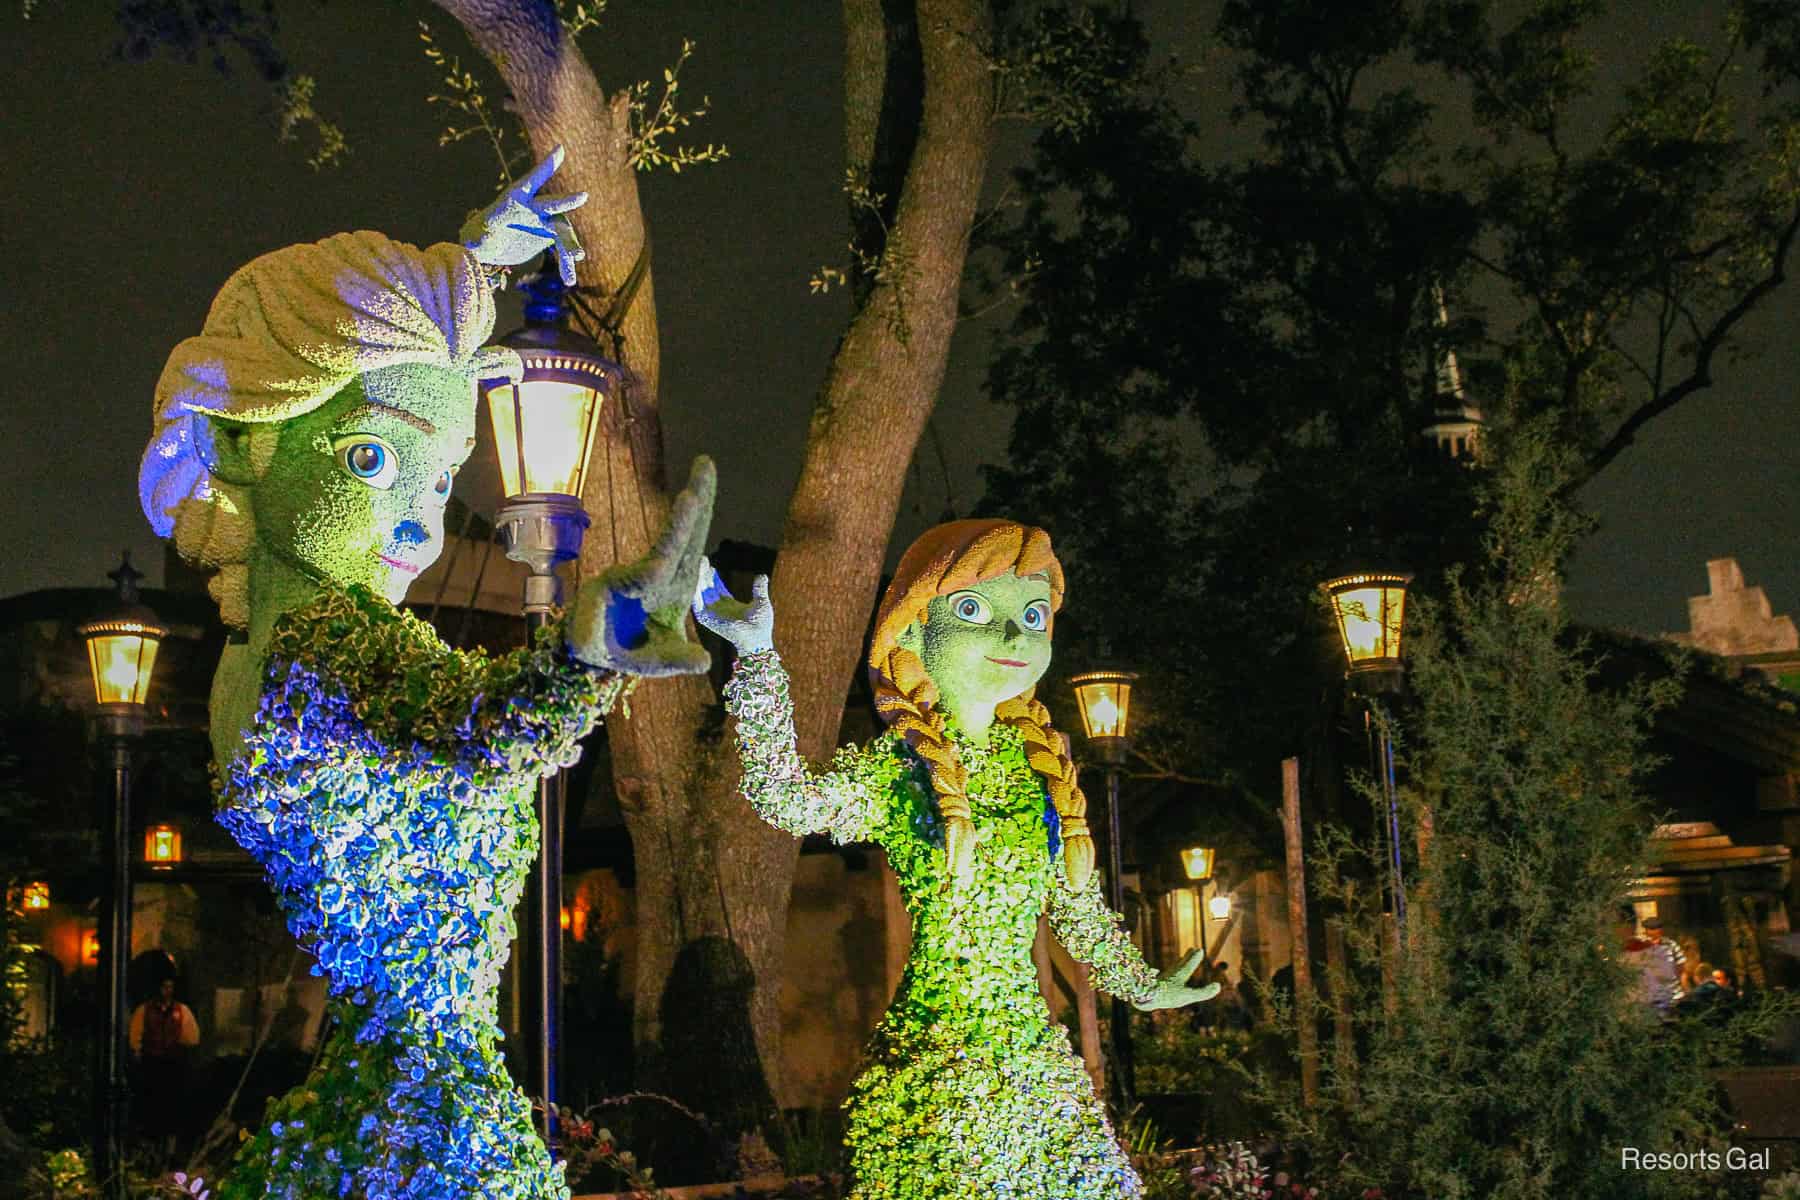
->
[1131, 949, 1222, 1012]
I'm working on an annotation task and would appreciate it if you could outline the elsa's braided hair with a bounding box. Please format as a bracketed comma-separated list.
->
[866, 520, 1094, 891]
[138, 231, 517, 628]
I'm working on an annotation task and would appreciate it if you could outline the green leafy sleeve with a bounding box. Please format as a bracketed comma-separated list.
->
[264, 584, 628, 778]
[1044, 860, 1159, 1006]
[720, 649, 896, 844]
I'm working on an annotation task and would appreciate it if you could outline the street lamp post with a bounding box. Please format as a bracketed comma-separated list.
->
[78, 553, 166, 1200]
[1180, 845, 1215, 964]
[1069, 669, 1139, 1112]
[1320, 573, 1412, 942]
[480, 257, 622, 1147]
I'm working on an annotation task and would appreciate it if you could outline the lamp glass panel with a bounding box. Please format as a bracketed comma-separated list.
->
[1170, 889, 1199, 954]
[1331, 583, 1406, 665]
[1208, 893, 1233, 920]
[1181, 847, 1215, 881]
[145, 825, 182, 865]
[1073, 679, 1132, 740]
[487, 382, 525, 498]
[85, 631, 160, 706]
[489, 379, 602, 498]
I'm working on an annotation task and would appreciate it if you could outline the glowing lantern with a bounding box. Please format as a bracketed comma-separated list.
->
[1208, 894, 1233, 921]
[79, 554, 167, 711]
[83, 927, 101, 966]
[481, 271, 622, 505]
[1180, 847, 1216, 882]
[1069, 671, 1136, 766]
[21, 881, 50, 911]
[1321, 573, 1411, 678]
[145, 824, 182, 868]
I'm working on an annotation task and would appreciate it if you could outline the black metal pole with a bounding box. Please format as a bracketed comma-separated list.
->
[1105, 766, 1135, 1111]
[98, 733, 133, 1200]
[1198, 887, 1210, 966]
[1379, 724, 1406, 943]
[520, 606, 563, 1151]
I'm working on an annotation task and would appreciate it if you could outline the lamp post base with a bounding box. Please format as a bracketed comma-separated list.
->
[497, 495, 590, 611]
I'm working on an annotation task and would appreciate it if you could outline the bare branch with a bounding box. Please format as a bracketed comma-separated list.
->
[1569, 200, 1800, 490]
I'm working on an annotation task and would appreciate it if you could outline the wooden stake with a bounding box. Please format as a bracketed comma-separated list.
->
[1281, 756, 1320, 1109]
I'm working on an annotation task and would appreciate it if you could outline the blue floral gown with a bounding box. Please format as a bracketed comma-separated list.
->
[723, 651, 1160, 1199]
[214, 584, 622, 1200]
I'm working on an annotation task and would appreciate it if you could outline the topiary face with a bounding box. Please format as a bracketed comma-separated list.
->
[252, 363, 477, 603]
[899, 571, 1054, 723]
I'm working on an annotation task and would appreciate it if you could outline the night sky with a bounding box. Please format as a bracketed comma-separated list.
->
[4, 1, 1797, 639]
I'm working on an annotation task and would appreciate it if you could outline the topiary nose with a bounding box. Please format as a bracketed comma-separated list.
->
[394, 520, 429, 547]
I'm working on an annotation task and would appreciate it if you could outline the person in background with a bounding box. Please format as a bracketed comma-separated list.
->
[1677, 935, 1705, 997]
[1639, 917, 1687, 1018]
[1190, 960, 1219, 1031]
[129, 976, 201, 1162]
[1211, 961, 1253, 1032]
[1713, 966, 1741, 1002]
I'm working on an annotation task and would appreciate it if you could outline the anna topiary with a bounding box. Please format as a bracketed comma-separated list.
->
[695, 520, 1220, 1199]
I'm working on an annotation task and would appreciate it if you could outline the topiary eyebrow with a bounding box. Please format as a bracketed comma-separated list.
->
[337, 403, 437, 436]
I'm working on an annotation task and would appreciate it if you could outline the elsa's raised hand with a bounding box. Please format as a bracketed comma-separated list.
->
[461, 145, 588, 284]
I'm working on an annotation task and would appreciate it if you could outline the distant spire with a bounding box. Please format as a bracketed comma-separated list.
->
[1421, 285, 1483, 460]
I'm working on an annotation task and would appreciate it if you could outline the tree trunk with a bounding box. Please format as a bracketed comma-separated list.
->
[437, 0, 995, 1133]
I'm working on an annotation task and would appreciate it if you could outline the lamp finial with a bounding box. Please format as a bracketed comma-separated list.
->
[107, 552, 144, 606]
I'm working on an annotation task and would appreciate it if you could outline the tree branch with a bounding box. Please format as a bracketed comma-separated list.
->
[1569, 201, 1800, 491]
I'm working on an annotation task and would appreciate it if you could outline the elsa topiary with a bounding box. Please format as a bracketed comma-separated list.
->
[139, 149, 713, 1200]
[694, 521, 1219, 1200]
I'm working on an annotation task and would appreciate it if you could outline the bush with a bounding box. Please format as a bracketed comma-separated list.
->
[1259, 420, 1796, 1200]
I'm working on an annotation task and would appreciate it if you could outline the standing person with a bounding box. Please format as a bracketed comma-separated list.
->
[129, 976, 200, 1163]
[1639, 917, 1687, 1018]
[696, 519, 1219, 1199]
[1677, 936, 1705, 997]
[1212, 962, 1252, 1033]
[1190, 960, 1219, 1031]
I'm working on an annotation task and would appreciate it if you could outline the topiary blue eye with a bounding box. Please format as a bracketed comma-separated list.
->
[434, 469, 453, 498]
[332, 436, 399, 490]
[948, 591, 991, 624]
[1022, 601, 1049, 631]
[349, 445, 384, 476]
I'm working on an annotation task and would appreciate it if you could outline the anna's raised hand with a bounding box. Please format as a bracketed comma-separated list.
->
[461, 145, 589, 285]
[691, 559, 775, 655]
[566, 456, 716, 677]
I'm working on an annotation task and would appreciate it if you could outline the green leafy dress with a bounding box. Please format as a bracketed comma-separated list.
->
[213, 584, 625, 1200]
[724, 651, 1157, 1199]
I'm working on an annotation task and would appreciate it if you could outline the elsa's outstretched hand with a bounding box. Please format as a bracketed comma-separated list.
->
[1131, 950, 1222, 1011]
[692, 559, 775, 655]
[567, 456, 715, 677]
[461, 144, 588, 284]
